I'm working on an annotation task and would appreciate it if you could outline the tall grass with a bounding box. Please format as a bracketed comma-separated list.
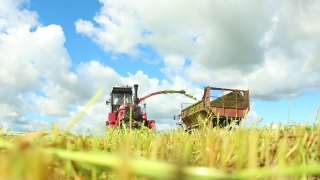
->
[0, 88, 319, 180]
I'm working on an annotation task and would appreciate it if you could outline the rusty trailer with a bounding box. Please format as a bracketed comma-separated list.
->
[180, 86, 250, 131]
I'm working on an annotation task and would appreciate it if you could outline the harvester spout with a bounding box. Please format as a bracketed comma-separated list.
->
[137, 89, 197, 104]
[134, 84, 139, 105]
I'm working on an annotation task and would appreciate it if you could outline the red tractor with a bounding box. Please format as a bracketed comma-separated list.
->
[105, 84, 187, 132]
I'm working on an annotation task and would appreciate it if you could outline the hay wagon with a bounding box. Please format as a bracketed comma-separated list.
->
[179, 86, 250, 131]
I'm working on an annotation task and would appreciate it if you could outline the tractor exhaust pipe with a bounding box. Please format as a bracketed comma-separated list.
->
[134, 84, 139, 105]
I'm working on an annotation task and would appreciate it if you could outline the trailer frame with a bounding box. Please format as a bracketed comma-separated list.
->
[180, 86, 250, 130]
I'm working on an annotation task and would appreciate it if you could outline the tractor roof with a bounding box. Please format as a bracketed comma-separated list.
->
[111, 84, 132, 94]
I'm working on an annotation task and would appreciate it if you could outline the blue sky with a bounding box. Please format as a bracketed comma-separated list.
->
[1, 0, 320, 133]
[28, 0, 166, 79]
[253, 92, 320, 125]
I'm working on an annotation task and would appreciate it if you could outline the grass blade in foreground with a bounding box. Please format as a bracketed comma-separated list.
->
[63, 88, 104, 134]
[42, 147, 235, 180]
[42, 147, 320, 180]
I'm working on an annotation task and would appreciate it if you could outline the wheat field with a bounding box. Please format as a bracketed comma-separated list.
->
[1, 89, 320, 180]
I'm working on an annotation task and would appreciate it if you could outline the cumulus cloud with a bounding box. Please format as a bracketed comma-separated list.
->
[6, 0, 310, 133]
[75, 0, 320, 101]
[0, 0, 39, 31]
[0, 0, 199, 132]
[0, 0, 201, 133]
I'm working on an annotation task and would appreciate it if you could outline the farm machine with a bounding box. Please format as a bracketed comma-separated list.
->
[105, 84, 190, 132]
[175, 86, 250, 131]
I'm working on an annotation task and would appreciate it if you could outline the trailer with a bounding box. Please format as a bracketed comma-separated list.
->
[179, 86, 250, 131]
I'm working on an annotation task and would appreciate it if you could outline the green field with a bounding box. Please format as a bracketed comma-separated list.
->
[1, 89, 320, 180]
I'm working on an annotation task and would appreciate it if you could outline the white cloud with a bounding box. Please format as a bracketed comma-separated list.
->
[0, 0, 39, 31]
[31, 94, 70, 117]
[241, 101, 263, 127]
[6, 0, 314, 134]
[75, 0, 320, 101]
[0, 1, 202, 133]
[160, 55, 186, 79]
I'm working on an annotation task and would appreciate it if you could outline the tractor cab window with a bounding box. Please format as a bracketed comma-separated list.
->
[125, 95, 133, 104]
[113, 93, 132, 105]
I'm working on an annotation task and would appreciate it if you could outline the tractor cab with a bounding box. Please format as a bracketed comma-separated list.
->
[106, 84, 144, 128]
[107, 85, 133, 113]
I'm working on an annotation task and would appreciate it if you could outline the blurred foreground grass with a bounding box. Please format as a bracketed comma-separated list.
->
[2, 119, 320, 180]
[0, 88, 320, 180]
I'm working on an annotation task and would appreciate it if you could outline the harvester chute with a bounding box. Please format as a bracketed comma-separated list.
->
[137, 90, 186, 104]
